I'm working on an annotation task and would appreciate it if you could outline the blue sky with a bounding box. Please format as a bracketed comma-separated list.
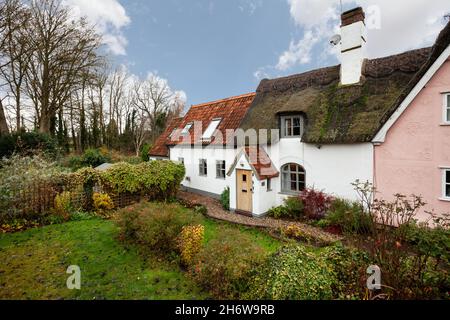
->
[66, 0, 449, 107]
[116, 0, 297, 106]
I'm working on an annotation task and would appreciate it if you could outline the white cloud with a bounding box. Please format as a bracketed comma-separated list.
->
[274, 0, 448, 71]
[63, 0, 131, 56]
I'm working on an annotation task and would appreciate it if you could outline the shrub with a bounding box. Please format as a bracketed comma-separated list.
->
[322, 244, 370, 300]
[245, 245, 335, 300]
[178, 225, 205, 266]
[189, 227, 266, 299]
[138, 161, 186, 200]
[140, 143, 151, 162]
[281, 224, 312, 243]
[0, 155, 68, 223]
[325, 198, 372, 235]
[220, 187, 230, 211]
[0, 131, 59, 159]
[351, 180, 450, 299]
[93, 193, 115, 217]
[102, 161, 185, 200]
[101, 162, 141, 194]
[52, 191, 72, 221]
[116, 202, 202, 259]
[267, 197, 304, 220]
[299, 188, 333, 220]
[81, 148, 111, 168]
[267, 206, 290, 219]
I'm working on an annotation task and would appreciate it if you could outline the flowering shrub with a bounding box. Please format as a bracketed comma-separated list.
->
[93, 193, 115, 217]
[178, 225, 205, 266]
[53, 191, 72, 221]
[299, 188, 333, 220]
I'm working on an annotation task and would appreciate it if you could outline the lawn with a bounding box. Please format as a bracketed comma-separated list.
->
[0, 204, 282, 300]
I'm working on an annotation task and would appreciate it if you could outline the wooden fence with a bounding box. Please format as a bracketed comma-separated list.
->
[5, 181, 143, 219]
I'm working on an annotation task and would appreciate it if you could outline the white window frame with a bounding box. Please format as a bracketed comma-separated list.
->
[178, 157, 184, 165]
[280, 115, 304, 138]
[199, 159, 207, 177]
[202, 118, 222, 140]
[216, 160, 226, 179]
[444, 93, 450, 124]
[181, 122, 193, 135]
[442, 168, 450, 200]
[281, 163, 306, 194]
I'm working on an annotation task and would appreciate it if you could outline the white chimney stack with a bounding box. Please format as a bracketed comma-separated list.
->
[340, 7, 367, 85]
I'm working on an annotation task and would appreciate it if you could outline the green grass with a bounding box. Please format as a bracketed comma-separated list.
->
[0, 202, 283, 300]
[202, 218, 281, 253]
[0, 219, 206, 300]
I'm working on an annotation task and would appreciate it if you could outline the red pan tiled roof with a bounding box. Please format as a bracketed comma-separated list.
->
[149, 117, 183, 157]
[245, 146, 279, 180]
[150, 93, 256, 155]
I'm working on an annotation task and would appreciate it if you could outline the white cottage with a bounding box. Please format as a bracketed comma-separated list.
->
[150, 7, 447, 217]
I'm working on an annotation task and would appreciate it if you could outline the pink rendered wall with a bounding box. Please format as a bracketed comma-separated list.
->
[374, 58, 450, 221]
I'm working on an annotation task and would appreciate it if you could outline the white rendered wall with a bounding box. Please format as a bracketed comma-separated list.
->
[266, 139, 374, 208]
[169, 145, 238, 197]
[168, 140, 373, 216]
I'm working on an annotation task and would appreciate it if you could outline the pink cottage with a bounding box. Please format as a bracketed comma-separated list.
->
[373, 21, 450, 220]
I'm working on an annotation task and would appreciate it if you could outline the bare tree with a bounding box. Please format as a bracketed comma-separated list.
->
[0, 0, 24, 135]
[133, 110, 148, 156]
[24, 0, 102, 134]
[132, 74, 180, 143]
[0, 0, 32, 131]
[107, 67, 128, 134]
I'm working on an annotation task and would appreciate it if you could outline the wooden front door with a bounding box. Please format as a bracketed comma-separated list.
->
[236, 170, 253, 213]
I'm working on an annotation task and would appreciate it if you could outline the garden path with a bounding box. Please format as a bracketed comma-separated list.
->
[177, 191, 343, 245]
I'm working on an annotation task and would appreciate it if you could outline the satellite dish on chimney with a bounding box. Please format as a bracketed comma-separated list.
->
[330, 34, 341, 46]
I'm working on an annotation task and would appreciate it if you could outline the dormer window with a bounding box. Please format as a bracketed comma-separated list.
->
[202, 118, 222, 140]
[280, 115, 304, 138]
[181, 122, 193, 135]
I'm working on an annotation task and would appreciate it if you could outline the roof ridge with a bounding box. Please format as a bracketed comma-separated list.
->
[259, 46, 432, 86]
[191, 92, 256, 108]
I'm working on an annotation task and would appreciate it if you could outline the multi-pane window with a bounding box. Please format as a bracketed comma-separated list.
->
[199, 159, 207, 176]
[445, 94, 450, 123]
[178, 157, 184, 165]
[444, 169, 450, 198]
[281, 163, 305, 193]
[216, 160, 226, 179]
[281, 115, 304, 138]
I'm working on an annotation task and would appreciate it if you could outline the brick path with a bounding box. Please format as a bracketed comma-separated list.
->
[178, 191, 343, 245]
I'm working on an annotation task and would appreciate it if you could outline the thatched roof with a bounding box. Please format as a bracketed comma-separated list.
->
[240, 22, 450, 144]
